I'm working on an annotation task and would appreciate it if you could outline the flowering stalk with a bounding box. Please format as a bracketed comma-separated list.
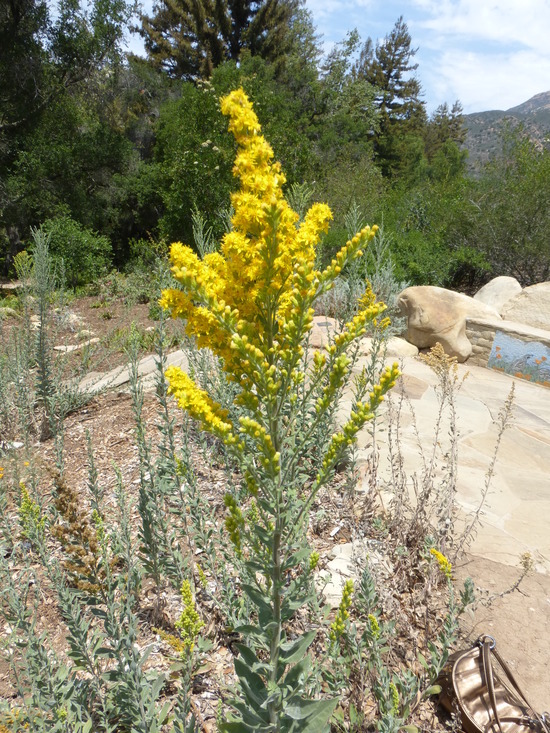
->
[162, 88, 398, 733]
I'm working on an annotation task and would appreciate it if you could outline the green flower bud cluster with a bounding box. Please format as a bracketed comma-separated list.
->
[224, 493, 244, 556]
[309, 551, 320, 570]
[315, 354, 350, 414]
[19, 483, 46, 541]
[368, 613, 380, 639]
[389, 681, 400, 716]
[330, 579, 354, 641]
[175, 580, 204, 654]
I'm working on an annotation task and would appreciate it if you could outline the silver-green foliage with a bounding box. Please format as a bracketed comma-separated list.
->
[0, 230, 98, 454]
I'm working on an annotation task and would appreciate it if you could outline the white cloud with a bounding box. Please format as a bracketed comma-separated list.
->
[411, 1, 550, 111]
[415, 0, 550, 48]
[425, 47, 550, 112]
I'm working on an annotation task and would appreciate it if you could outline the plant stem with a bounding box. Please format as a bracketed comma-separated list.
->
[269, 525, 282, 731]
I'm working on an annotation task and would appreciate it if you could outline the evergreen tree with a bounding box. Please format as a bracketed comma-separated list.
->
[425, 101, 466, 155]
[425, 101, 468, 181]
[137, 0, 298, 80]
[353, 16, 426, 177]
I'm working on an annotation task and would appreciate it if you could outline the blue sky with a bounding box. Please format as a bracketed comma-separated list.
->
[304, 0, 550, 114]
[127, 0, 550, 115]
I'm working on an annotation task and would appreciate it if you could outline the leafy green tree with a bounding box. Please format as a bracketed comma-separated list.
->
[153, 78, 235, 245]
[425, 102, 466, 155]
[462, 127, 550, 284]
[424, 101, 467, 181]
[0, 0, 135, 272]
[39, 215, 112, 288]
[137, 0, 298, 80]
[311, 30, 383, 217]
[153, 53, 319, 246]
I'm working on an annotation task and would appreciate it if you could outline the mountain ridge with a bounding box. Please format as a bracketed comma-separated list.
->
[463, 90, 550, 170]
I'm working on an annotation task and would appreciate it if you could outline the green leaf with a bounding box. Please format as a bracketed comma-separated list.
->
[234, 624, 268, 641]
[157, 699, 172, 724]
[221, 722, 269, 733]
[349, 702, 363, 725]
[231, 699, 270, 727]
[282, 655, 311, 689]
[284, 696, 337, 729]
[401, 726, 419, 733]
[279, 630, 316, 664]
[234, 656, 269, 709]
[235, 643, 271, 676]
[241, 583, 272, 624]
[282, 547, 311, 571]
[417, 652, 428, 669]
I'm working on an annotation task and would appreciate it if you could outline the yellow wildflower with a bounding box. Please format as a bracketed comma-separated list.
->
[165, 366, 240, 447]
[430, 548, 453, 580]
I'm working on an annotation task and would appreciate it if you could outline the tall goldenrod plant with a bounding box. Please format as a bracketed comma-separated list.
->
[161, 88, 399, 733]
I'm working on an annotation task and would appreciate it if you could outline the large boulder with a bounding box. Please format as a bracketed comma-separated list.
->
[474, 276, 522, 314]
[500, 282, 550, 330]
[397, 286, 501, 362]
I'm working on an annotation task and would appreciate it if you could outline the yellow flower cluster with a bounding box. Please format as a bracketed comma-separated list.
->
[160, 90, 382, 464]
[430, 548, 453, 580]
[165, 365, 240, 448]
[160, 88, 396, 546]
[161, 88, 333, 376]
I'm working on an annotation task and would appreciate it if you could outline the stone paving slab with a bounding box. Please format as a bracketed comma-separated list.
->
[76, 349, 189, 393]
[363, 357, 550, 575]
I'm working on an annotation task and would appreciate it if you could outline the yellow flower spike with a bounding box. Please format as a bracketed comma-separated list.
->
[165, 366, 238, 446]
[430, 548, 453, 580]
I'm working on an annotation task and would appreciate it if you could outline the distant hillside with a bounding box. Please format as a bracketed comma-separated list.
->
[463, 91, 550, 172]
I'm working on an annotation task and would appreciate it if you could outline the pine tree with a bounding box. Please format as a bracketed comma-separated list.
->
[353, 16, 427, 177]
[425, 101, 466, 154]
[138, 0, 298, 80]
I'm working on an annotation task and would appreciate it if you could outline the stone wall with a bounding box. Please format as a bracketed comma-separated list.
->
[466, 317, 550, 386]
[466, 318, 496, 365]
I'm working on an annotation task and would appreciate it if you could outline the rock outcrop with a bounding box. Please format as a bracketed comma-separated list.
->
[500, 282, 550, 331]
[474, 276, 522, 313]
[397, 286, 501, 361]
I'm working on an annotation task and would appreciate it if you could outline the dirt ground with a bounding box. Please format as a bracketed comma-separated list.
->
[454, 555, 550, 712]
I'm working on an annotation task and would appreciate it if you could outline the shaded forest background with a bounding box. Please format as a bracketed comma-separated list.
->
[2, 0, 550, 289]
